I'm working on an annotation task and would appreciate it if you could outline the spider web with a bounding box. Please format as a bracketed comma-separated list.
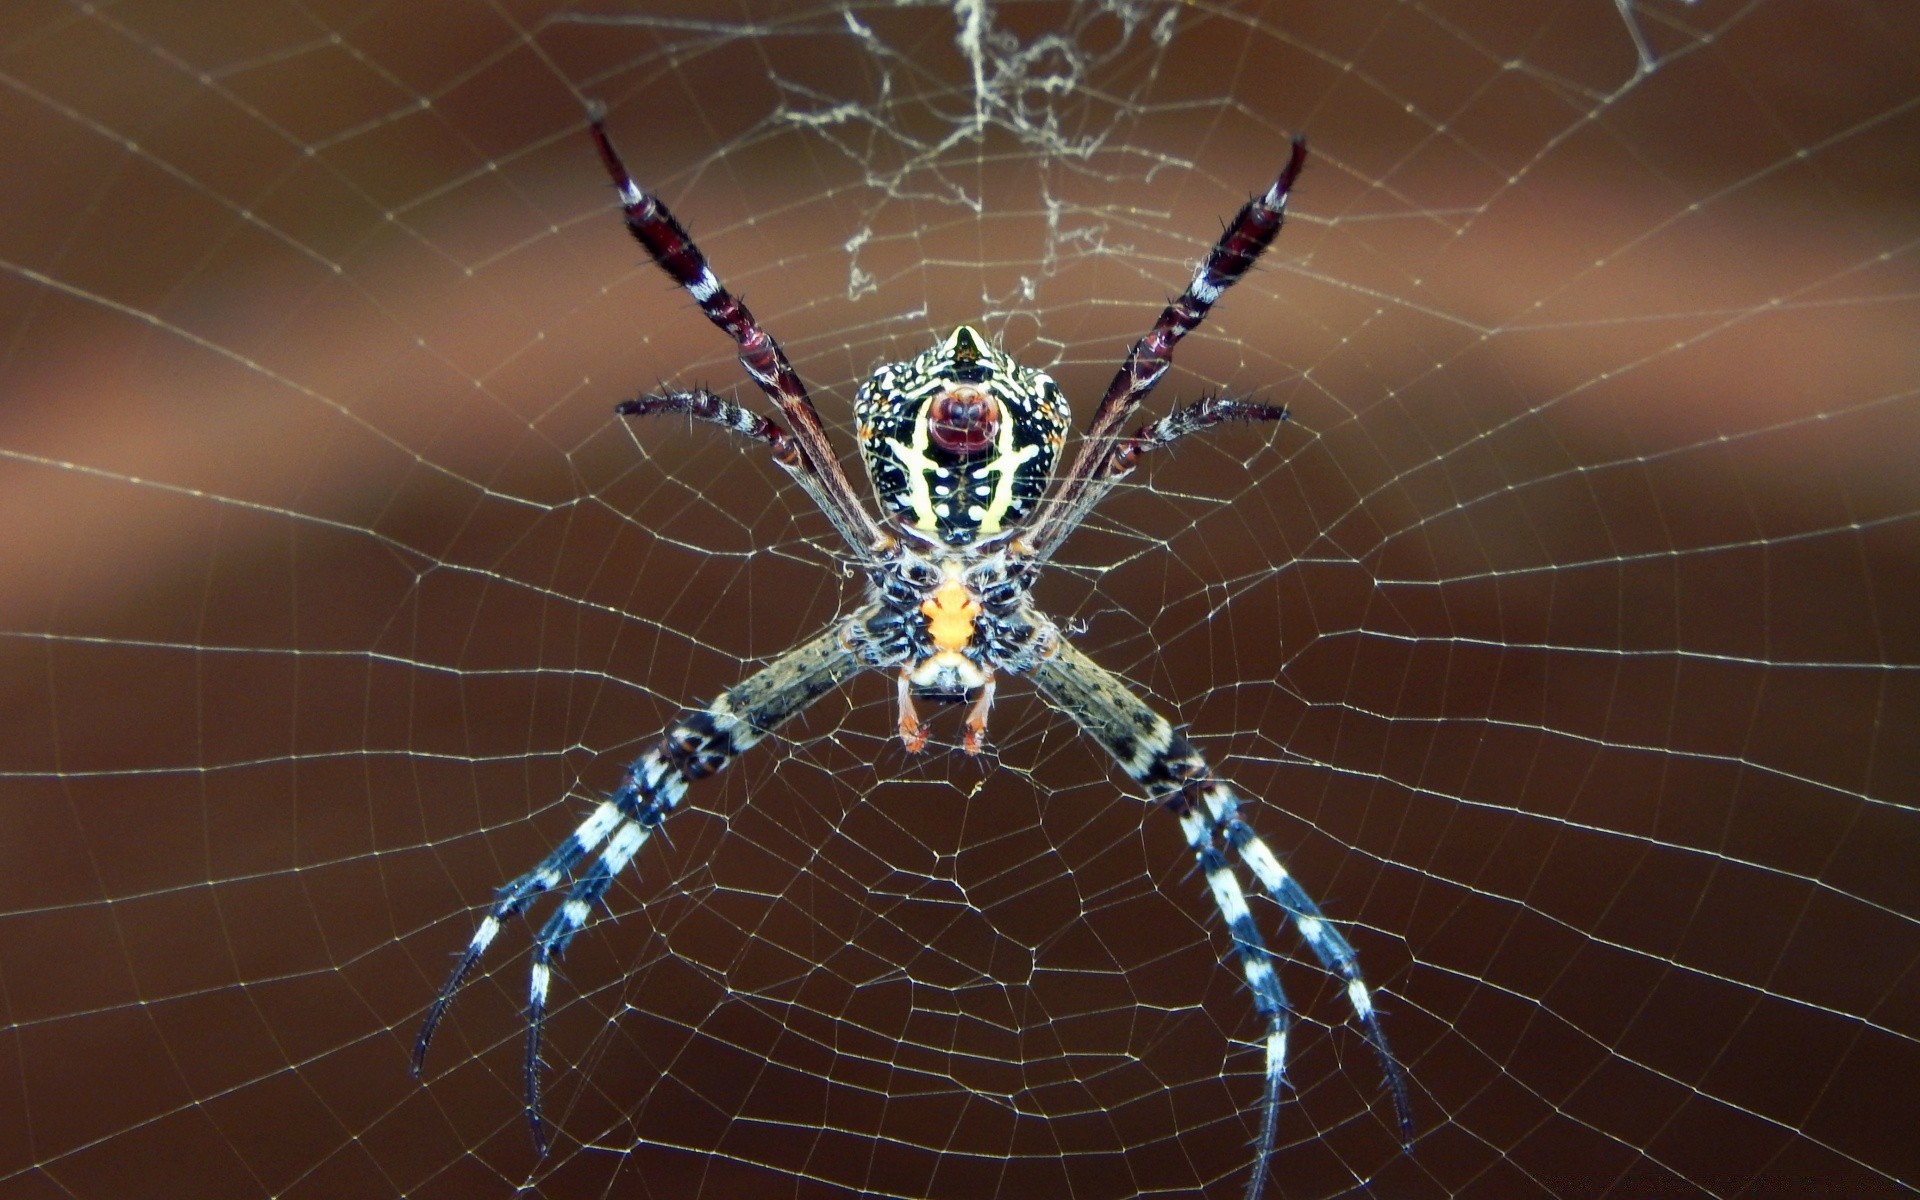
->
[2, 1, 1916, 1197]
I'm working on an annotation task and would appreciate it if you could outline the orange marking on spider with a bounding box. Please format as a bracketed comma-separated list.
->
[919, 580, 980, 651]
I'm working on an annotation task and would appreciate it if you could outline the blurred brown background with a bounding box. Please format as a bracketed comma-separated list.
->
[1, 1, 1915, 1198]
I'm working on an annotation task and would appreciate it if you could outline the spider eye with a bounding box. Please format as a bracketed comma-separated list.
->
[927, 388, 999, 456]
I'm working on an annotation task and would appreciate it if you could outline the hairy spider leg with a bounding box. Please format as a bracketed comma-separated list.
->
[1106, 395, 1291, 479]
[1212, 788, 1415, 1148]
[1052, 394, 1295, 526]
[411, 799, 619, 1075]
[1032, 138, 1307, 557]
[1182, 798, 1292, 1200]
[524, 814, 649, 1153]
[413, 626, 860, 1152]
[589, 118, 883, 555]
[618, 389, 802, 470]
[1028, 638, 1410, 1200]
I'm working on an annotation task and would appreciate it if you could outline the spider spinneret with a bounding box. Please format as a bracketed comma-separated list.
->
[412, 114, 1411, 1198]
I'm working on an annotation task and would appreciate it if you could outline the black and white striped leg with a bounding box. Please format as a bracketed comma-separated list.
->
[1173, 782, 1294, 1200]
[1031, 138, 1307, 556]
[1054, 396, 1294, 530]
[1028, 639, 1411, 1198]
[411, 800, 624, 1076]
[1105, 395, 1291, 480]
[589, 116, 883, 554]
[523, 816, 650, 1152]
[1214, 791, 1414, 1145]
[414, 625, 861, 1152]
[618, 388, 802, 471]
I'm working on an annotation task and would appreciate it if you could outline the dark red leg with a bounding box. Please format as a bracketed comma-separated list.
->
[590, 118, 884, 553]
[1031, 139, 1307, 555]
[617, 389, 802, 470]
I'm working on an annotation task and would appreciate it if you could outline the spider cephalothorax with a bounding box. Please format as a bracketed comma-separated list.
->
[854, 324, 1069, 546]
[412, 115, 1411, 1199]
[847, 534, 1055, 754]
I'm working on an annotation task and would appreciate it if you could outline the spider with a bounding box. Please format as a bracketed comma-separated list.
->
[413, 114, 1413, 1196]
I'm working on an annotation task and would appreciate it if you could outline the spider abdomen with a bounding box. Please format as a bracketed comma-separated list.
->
[854, 326, 1069, 546]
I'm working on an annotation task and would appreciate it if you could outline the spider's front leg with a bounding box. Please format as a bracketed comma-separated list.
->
[413, 624, 860, 1152]
[1028, 638, 1412, 1198]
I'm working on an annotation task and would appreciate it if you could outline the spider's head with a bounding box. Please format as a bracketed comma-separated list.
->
[854, 326, 1070, 547]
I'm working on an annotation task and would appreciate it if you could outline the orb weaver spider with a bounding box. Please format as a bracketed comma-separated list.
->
[413, 113, 1413, 1197]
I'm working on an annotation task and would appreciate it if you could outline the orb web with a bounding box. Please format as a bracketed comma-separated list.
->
[2, 2, 1916, 1198]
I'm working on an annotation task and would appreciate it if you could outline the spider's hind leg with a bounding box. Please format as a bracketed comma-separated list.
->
[618, 388, 802, 469]
[1026, 137, 1307, 557]
[1104, 394, 1291, 481]
[590, 116, 884, 554]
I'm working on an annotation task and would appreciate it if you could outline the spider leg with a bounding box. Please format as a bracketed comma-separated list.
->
[1105, 395, 1291, 481]
[1028, 638, 1411, 1196]
[1029, 139, 1307, 557]
[1052, 395, 1293, 534]
[524, 816, 649, 1153]
[618, 388, 802, 470]
[411, 799, 623, 1075]
[1207, 785, 1414, 1147]
[590, 117, 885, 556]
[1177, 785, 1294, 1200]
[414, 624, 861, 1152]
